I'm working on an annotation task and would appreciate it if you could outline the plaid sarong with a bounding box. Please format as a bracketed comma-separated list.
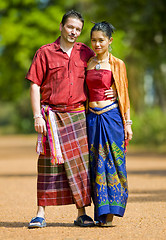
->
[37, 110, 91, 208]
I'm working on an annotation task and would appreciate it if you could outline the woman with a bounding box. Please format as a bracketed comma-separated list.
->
[86, 21, 133, 227]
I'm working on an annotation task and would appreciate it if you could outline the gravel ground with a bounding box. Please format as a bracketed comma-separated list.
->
[0, 135, 166, 240]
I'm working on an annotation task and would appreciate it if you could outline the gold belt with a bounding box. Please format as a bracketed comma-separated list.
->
[89, 103, 118, 115]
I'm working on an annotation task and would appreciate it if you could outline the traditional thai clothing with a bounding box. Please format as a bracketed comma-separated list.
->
[87, 102, 128, 223]
[25, 37, 94, 109]
[86, 54, 130, 223]
[25, 37, 95, 210]
[86, 53, 130, 125]
[109, 53, 130, 125]
[37, 107, 91, 209]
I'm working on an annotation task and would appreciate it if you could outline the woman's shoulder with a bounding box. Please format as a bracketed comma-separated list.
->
[87, 56, 96, 64]
[109, 53, 125, 66]
[87, 56, 96, 70]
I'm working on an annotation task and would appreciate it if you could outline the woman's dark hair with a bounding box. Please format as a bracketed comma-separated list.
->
[91, 21, 115, 38]
[61, 10, 84, 29]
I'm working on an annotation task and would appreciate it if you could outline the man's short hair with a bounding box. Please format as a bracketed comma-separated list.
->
[61, 10, 84, 29]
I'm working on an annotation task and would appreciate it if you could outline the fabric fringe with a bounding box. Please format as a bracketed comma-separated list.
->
[36, 105, 64, 165]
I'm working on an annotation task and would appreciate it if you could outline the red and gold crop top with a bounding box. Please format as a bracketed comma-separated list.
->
[85, 69, 114, 102]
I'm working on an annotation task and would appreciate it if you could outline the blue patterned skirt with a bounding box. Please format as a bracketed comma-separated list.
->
[86, 102, 128, 223]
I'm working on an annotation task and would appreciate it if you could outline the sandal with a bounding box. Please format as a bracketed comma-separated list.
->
[100, 221, 112, 227]
[74, 215, 94, 227]
[95, 221, 112, 227]
[28, 217, 46, 228]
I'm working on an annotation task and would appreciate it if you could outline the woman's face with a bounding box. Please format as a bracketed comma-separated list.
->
[91, 30, 113, 55]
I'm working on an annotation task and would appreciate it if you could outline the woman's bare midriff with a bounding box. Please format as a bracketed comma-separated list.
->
[89, 99, 116, 108]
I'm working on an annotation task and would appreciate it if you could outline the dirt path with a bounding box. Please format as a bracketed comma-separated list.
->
[0, 135, 166, 240]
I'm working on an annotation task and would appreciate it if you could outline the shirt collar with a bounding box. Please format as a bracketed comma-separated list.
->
[53, 37, 61, 50]
[54, 36, 79, 51]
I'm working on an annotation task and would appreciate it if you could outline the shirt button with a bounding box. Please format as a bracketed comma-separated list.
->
[71, 83, 73, 85]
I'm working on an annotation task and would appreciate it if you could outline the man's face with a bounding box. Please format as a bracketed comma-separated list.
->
[60, 17, 83, 43]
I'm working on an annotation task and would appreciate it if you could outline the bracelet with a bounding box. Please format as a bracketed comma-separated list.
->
[33, 114, 43, 119]
[125, 119, 132, 125]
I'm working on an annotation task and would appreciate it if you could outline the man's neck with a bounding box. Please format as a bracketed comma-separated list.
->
[60, 37, 74, 52]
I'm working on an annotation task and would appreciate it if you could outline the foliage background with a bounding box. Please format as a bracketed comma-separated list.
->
[0, 0, 166, 151]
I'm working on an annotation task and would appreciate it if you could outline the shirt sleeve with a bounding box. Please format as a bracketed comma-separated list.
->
[25, 49, 46, 86]
[80, 43, 95, 63]
[87, 46, 95, 60]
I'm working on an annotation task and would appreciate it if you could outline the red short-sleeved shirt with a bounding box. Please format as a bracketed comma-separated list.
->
[25, 37, 94, 110]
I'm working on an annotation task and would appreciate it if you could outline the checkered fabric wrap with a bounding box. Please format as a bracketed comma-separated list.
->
[37, 111, 91, 208]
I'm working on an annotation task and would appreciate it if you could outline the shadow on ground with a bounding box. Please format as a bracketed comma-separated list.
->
[0, 222, 74, 228]
[128, 169, 166, 176]
[129, 189, 166, 202]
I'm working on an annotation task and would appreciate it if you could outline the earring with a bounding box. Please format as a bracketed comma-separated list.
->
[109, 45, 112, 52]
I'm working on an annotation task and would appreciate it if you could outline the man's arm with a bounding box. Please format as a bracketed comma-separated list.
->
[30, 82, 47, 135]
[105, 87, 117, 100]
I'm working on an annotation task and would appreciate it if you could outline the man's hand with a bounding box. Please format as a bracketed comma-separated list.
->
[105, 87, 117, 101]
[30, 83, 47, 136]
[34, 117, 47, 136]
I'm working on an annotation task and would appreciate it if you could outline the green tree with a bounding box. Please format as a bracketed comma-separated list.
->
[87, 0, 166, 112]
[0, 0, 64, 101]
[0, 0, 166, 139]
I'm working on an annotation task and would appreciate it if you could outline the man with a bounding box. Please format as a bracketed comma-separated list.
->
[26, 10, 115, 228]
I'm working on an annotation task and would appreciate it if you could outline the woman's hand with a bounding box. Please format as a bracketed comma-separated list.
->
[124, 124, 133, 141]
[105, 87, 117, 101]
[34, 117, 47, 136]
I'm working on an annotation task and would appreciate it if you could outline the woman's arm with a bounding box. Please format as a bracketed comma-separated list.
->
[124, 108, 133, 141]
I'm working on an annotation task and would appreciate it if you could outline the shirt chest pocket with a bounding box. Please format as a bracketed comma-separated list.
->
[48, 62, 66, 80]
[74, 61, 87, 78]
